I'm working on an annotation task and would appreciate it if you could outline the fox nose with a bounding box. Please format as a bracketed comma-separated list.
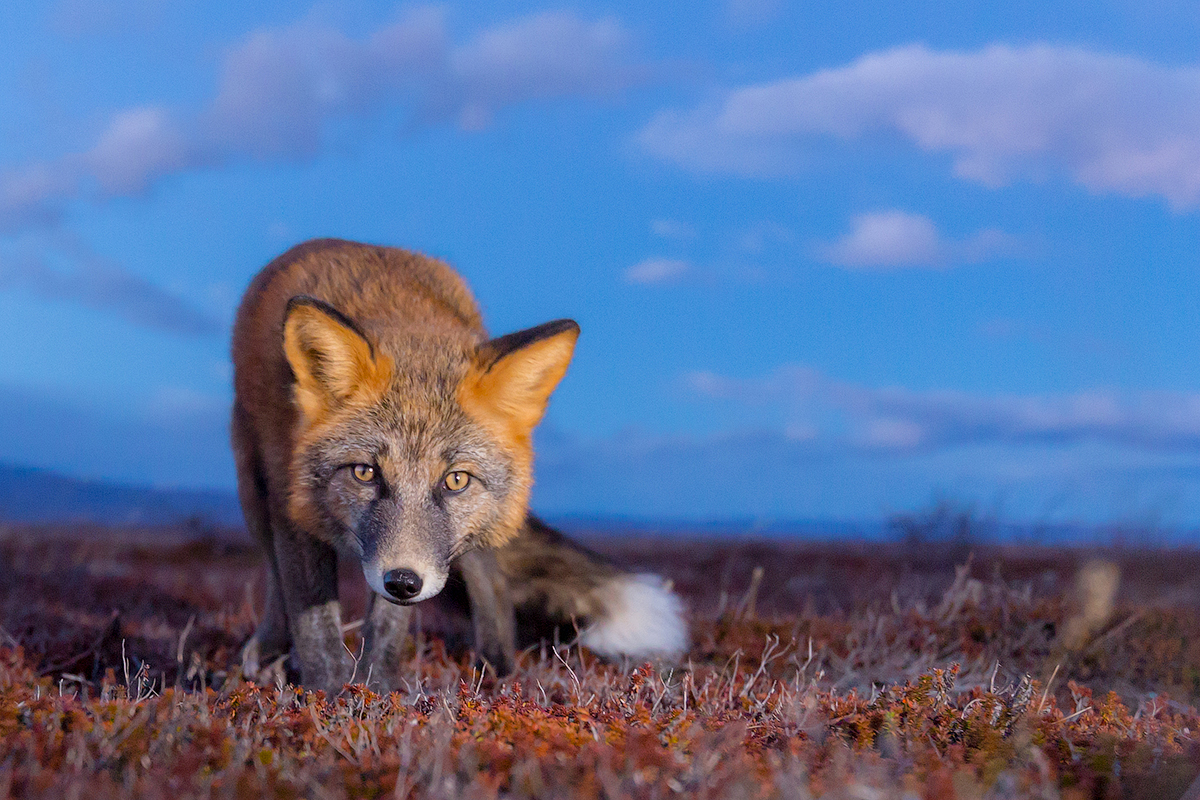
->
[383, 568, 423, 601]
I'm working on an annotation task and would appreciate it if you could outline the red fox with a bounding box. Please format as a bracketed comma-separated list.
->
[232, 239, 687, 693]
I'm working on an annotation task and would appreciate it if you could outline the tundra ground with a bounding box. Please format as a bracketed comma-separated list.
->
[2, 524, 1200, 798]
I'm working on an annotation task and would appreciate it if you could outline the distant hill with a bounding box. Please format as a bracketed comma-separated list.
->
[0, 464, 243, 527]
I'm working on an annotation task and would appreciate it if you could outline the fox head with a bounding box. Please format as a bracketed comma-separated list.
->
[282, 295, 578, 604]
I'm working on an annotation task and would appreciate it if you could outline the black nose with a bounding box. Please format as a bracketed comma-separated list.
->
[383, 569, 423, 601]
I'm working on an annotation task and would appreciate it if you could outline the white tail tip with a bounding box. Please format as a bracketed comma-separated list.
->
[580, 573, 688, 660]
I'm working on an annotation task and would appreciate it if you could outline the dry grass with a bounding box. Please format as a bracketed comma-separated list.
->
[2, 524, 1200, 798]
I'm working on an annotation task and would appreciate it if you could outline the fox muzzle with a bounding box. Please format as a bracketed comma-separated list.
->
[363, 559, 448, 605]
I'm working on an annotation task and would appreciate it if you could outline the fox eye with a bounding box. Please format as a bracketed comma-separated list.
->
[443, 471, 470, 493]
[351, 464, 376, 484]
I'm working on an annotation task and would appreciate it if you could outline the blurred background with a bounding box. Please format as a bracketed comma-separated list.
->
[3, 0, 1200, 536]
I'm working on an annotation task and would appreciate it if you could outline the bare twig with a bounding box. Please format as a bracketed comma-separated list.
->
[1038, 663, 1061, 714]
[176, 615, 196, 666]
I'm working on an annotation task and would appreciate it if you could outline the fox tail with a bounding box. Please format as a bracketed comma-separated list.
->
[496, 516, 688, 660]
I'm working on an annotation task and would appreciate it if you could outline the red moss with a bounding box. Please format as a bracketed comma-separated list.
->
[4, 533, 1200, 796]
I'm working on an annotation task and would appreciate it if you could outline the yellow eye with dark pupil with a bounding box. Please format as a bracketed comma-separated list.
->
[444, 471, 470, 492]
[352, 464, 375, 483]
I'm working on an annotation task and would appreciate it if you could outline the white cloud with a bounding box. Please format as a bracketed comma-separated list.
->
[821, 210, 942, 268]
[86, 107, 191, 195]
[624, 257, 691, 284]
[204, 27, 360, 159]
[818, 209, 1017, 269]
[639, 43, 1200, 208]
[0, 7, 644, 232]
[450, 12, 637, 117]
[203, 8, 638, 156]
[202, 8, 446, 159]
[686, 364, 1200, 452]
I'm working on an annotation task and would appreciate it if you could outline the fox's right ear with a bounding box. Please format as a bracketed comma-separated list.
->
[283, 296, 391, 422]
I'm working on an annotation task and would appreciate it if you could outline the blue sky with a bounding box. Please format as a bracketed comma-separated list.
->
[3, 0, 1200, 526]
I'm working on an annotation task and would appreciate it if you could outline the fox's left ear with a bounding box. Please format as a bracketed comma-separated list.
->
[462, 319, 580, 435]
[283, 296, 391, 422]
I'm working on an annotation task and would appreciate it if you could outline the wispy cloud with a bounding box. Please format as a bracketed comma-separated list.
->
[817, 209, 1019, 269]
[446, 11, 639, 128]
[624, 257, 692, 284]
[86, 107, 192, 195]
[0, 243, 219, 336]
[639, 43, 1200, 208]
[0, 7, 645, 233]
[687, 364, 1200, 452]
[819, 210, 940, 269]
[531, 421, 1200, 522]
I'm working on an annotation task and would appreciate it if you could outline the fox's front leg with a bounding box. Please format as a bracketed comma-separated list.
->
[458, 548, 517, 677]
[232, 411, 292, 685]
[241, 562, 292, 684]
[273, 525, 350, 694]
[360, 592, 412, 693]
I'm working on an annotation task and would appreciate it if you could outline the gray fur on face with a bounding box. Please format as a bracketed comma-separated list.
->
[301, 405, 517, 603]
